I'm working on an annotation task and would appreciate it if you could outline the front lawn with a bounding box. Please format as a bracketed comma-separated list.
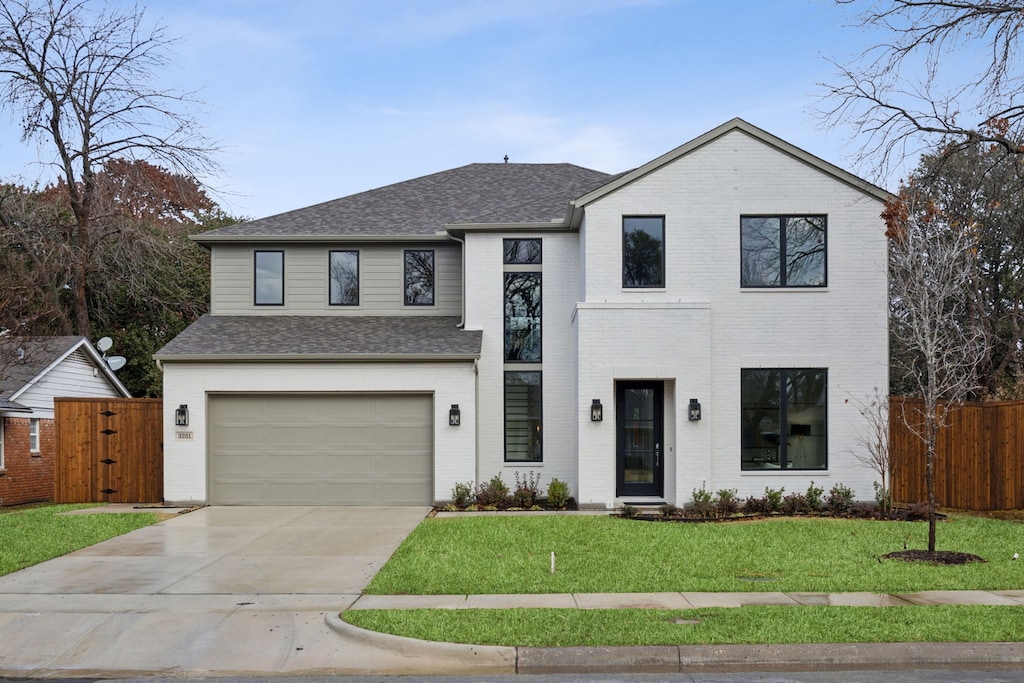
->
[344, 604, 1024, 646]
[0, 504, 159, 576]
[366, 514, 1024, 595]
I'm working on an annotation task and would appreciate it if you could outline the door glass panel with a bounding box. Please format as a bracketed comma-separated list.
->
[623, 388, 655, 484]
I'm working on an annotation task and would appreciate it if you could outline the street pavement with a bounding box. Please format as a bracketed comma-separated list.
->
[0, 505, 1022, 677]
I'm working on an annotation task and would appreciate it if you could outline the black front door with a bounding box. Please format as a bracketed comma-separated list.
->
[616, 381, 664, 497]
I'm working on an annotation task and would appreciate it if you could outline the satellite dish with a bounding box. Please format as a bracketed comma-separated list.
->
[96, 337, 113, 353]
[106, 356, 127, 372]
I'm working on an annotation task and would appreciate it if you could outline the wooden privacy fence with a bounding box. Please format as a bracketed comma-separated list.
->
[54, 398, 163, 503]
[890, 396, 1024, 510]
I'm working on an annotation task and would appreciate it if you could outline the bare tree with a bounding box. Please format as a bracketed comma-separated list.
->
[0, 0, 217, 337]
[821, 1, 1024, 178]
[886, 189, 986, 552]
[850, 388, 899, 512]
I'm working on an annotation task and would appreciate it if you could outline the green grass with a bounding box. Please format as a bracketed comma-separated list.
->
[343, 605, 1024, 646]
[366, 514, 1024, 594]
[0, 504, 159, 576]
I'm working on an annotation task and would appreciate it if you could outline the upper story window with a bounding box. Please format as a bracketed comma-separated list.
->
[741, 215, 826, 287]
[741, 368, 827, 471]
[404, 249, 435, 306]
[254, 250, 284, 306]
[623, 216, 665, 288]
[504, 272, 541, 361]
[504, 239, 542, 265]
[329, 250, 359, 306]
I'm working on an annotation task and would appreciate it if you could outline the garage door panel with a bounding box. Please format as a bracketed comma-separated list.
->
[208, 394, 434, 505]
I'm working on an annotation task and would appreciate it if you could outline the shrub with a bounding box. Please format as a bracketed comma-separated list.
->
[620, 503, 640, 518]
[546, 478, 570, 508]
[763, 486, 785, 513]
[826, 483, 855, 514]
[714, 488, 739, 516]
[804, 481, 824, 512]
[781, 492, 807, 515]
[873, 481, 892, 512]
[451, 481, 474, 508]
[742, 495, 766, 514]
[513, 470, 542, 507]
[659, 503, 681, 518]
[476, 474, 510, 507]
[691, 482, 715, 518]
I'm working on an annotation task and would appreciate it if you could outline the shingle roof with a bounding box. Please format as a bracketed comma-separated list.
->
[197, 163, 613, 239]
[154, 315, 482, 360]
[0, 336, 84, 410]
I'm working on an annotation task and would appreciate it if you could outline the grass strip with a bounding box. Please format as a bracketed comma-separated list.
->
[344, 605, 1024, 647]
[0, 504, 158, 576]
[366, 514, 1024, 595]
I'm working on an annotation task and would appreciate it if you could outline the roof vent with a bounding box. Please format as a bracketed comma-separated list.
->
[503, 155, 509, 163]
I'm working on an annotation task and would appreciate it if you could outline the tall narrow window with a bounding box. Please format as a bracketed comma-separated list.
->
[740, 368, 827, 470]
[505, 371, 542, 462]
[623, 216, 665, 288]
[741, 215, 826, 287]
[0, 419, 5, 469]
[29, 418, 40, 453]
[329, 250, 359, 306]
[254, 250, 284, 305]
[504, 272, 541, 361]
[404, 249, 435, 305]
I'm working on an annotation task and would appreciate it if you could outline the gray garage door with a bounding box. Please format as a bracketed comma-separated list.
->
[208, 393, 433, 505]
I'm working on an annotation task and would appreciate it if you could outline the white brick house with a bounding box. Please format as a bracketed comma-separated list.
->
[156, 119, 889, 507]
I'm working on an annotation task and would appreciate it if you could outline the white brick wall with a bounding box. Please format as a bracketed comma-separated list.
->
[577, 128, 888, 505]
[162, 361, 477, 504]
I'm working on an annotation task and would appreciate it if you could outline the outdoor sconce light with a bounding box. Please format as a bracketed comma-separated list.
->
[449, 404, 461, 427]
[175, 404, 189, 427]
[688, 398, 702, 422]
[591, 399, 603, 422]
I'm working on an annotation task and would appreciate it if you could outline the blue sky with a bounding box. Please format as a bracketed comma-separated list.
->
[0, 0, 889, 219]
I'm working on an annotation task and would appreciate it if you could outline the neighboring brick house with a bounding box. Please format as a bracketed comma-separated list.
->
[156, 118, 890, 507]
[0, 337, 131, 506]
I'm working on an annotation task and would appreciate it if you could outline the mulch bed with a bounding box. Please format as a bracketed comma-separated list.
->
[881, 549, 987, 565]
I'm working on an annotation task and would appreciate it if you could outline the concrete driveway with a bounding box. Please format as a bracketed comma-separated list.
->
[0, 506, 513, 677]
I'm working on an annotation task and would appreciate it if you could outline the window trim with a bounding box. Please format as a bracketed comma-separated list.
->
[740, 367, 828, 471]
[328, 249, 360, 306]
[29, 417, 40, 453]
[253, 250, 285, 306]
[740, 214, 828, 288]
[403, 249, 436, 306]
[504, 370, 543, 463]
[622, 215, 666, 289]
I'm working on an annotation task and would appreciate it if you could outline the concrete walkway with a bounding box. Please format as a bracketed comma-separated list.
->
[0, 505, 1023, 677]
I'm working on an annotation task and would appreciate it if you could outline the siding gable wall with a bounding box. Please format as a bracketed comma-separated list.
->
[16, 349, 123, 419]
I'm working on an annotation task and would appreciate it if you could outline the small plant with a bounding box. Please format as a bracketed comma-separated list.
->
[763, 486, 785, 513]
[873, 481, 892, 512]
[826, 483, 855, 514]
[691, 481, 715, 518]
[620, 503, 640, 518]
[451, 481, 473, 509]
[781, 492, 807, 515]
[513, 470, 542, 507]
[714, 488, 740, 516]
[742, 495, 766, 514]
[546, 478, 570, 508]
[475, 474, 510, 507]
[659, 503, 681, 519]
[804, 481, 824, 512]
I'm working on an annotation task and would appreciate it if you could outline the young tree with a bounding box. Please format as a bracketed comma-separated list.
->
[885, 188, 986, 552]
[822, 1, 1024, 177]
[850, 388, 899, 513]
[0, 0, 217, 338]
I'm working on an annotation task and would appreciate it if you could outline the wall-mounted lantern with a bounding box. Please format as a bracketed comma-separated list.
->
[591, 398, 603, 422]
[449, 404, 461, 427]
[175, 404, 189, 427]
[688, 398, 702, 422]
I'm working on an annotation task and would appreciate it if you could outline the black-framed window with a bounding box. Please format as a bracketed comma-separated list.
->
[254, 250, 284, 305]
[741, 368, 827, 471]
[503, 238, 542, 265]
[505, 371, 542, 462]
[329, 250, 359, 306]
[623, 216, 665, 288]
[404, 249, 435, 305]
[504, 272, 541, 362]
[741, 215, 826, 287]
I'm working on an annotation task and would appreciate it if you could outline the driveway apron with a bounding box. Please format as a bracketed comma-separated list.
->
[0, 506, 509, 677]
